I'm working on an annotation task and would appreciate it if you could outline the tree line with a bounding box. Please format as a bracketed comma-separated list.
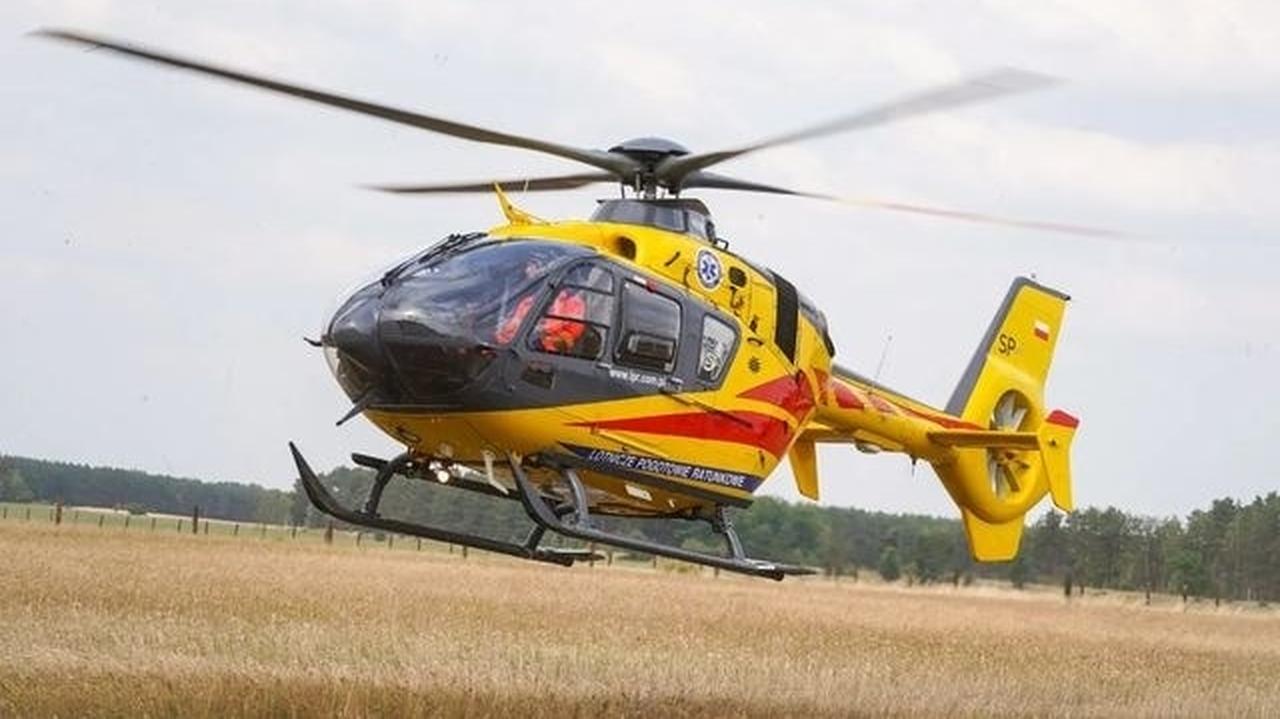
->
[3, 454, 1277, 602]
[0, 455, 291, 523]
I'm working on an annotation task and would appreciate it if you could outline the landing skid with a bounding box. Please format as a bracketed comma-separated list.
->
[512, 458, 814, 581]
[289, 443, 596, 567]
[288, 443, 815, 580]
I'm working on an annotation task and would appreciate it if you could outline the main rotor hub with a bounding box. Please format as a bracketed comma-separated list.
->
[608, 136, 690, 160]
[609, 137, 691, 197]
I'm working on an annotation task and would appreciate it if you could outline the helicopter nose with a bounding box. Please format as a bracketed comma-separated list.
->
[325, 288, 388, 400]
[323, 274, 505, 405]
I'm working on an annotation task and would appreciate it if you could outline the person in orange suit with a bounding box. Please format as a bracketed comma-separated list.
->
[537, 289, 586, 353]
[495, 288, 586, 353]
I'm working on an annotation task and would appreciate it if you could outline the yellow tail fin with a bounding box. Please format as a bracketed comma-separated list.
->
[932, 277, 1078, 561]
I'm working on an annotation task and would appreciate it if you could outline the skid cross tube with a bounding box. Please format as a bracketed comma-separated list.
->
[509, 455, 814, 581]
[362, 451, 407, 516]
[352, 452, 517, 503]
[289, 442, 597, 566]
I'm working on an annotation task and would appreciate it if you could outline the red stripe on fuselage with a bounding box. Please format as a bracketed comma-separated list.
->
[832, 381, 865, 409]
[830, 378, 979, 429]
[866, 394, 897, 414]
[738, 373, 815, 421]
[572, 411, 793, 457]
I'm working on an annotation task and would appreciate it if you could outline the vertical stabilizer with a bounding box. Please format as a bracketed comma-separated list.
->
[932, 277, 1079, 560]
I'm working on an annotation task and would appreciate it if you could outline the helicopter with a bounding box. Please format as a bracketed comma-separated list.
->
[38, 29, 1082, 580]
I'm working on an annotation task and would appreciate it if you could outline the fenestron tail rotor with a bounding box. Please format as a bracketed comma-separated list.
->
[987, 391, 1031, 498]
[34, 27, 1118, 237]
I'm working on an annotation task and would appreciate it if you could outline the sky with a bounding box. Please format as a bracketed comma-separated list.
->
[3, 1, 1278, 519]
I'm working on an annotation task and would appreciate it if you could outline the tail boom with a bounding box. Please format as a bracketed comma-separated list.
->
[802, 277, 1077, 561]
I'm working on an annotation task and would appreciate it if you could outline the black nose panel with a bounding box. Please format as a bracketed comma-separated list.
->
[326, 286, 387, 400]
[324, 281, 499, 405]
[376, 301, 495, 400]
[330, 292, 382, 370]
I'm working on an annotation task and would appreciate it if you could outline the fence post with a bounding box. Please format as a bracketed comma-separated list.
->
[324, 521, 334, 545]
[55, 502, 63, 526]
[176, 519, 183, 533]
[462, 545, 468, 560]
[98, 515, 104, 529]
[233, 523, 239, 536]
[259, 524, 266, 539]
[356, 532, 363, 547]
[124, 514, 130, 530]
[73, 510, 79, 523]
[291, 524, 297, 539]
[25, 507, 31, 521]
[589, 542, 596, 568]
[416, 538, 422, 552]
[607, 549, 613, 566]
[388, 534, 394, 550]
[2, 506, 6, 519]
[204, 520, 209, 535]
[192, 506, 200, 535]
[150, 516, 157, 531]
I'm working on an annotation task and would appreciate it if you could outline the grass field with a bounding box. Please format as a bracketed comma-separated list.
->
[1, 518, 1278, 717]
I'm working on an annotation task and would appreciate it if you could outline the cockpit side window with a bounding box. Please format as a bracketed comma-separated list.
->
[527, 262, 615, 360]
[616, 281, 681, 373]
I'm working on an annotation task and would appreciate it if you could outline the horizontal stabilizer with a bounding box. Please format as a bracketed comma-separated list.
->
[927, 429, 1039, 450]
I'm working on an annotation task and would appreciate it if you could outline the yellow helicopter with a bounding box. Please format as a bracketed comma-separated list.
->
[39, 29, 1083, 579]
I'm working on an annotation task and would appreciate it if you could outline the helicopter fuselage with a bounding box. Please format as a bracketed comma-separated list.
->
[324, 197, 837, 517]
[323, 195, 1037, 521]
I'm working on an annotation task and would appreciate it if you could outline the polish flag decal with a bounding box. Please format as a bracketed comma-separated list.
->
[1033, 320, 1051, 341]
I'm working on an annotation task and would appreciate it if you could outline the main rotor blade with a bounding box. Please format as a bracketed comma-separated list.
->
[32, 28, 635, 177]
[681, 171, 1123, 238]
[367, 172, 616, 194]
[658, 68, 1059, 187]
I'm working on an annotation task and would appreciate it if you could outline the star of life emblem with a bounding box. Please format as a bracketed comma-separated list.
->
[695, 248, 722, 290]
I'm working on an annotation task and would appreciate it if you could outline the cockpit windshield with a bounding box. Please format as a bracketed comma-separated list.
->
[381, 239, 589, 347]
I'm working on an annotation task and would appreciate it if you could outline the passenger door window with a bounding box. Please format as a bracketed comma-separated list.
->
[616, 281, 681, 372]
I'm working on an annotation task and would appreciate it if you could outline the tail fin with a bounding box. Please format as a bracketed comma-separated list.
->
[945, 277, 1068, 421]
[933, 277, 1078, 561]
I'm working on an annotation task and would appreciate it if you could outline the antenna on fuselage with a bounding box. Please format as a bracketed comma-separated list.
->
[872, 333, 894, 386]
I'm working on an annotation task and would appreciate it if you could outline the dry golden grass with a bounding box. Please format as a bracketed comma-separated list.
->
[1, 521, 1278, 717]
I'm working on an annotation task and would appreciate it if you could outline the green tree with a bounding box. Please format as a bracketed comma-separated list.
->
[1030, 509, 1068, 579]
[1008, 552, 1031, 589]
[1170, 549, 1208, 599]
[0, 465, 34, 502]
[878, 546, 902, 582]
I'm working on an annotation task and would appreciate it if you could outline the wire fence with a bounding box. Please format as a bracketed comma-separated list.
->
[0, 501, 635, 569]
